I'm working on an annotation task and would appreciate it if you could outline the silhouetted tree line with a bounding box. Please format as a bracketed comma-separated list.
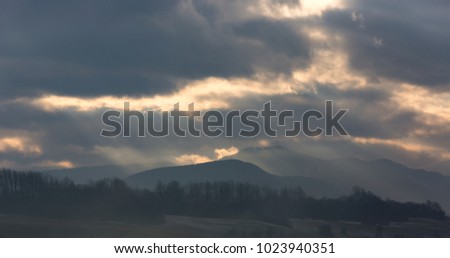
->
[0, 170, 163, 224]
[0, 170, 446, 225]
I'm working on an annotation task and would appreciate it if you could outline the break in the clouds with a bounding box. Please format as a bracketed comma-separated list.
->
[0, 0, 449, 174]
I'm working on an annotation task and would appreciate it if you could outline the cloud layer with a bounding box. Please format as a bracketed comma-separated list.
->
[0, 0, 449, 174]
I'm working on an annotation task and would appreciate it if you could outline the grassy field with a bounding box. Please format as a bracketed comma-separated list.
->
[290, 218, 450, 237]
[0, 214, 448, 237]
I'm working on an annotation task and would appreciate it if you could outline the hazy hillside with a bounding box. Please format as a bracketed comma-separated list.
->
[2, 169, 444, 234]
[38, 148, 450, 212]
[126, 159, 283, 189]
[125, 159, 338, 197]
[424, 160, 450, 175]
[236, 146, 450, 211]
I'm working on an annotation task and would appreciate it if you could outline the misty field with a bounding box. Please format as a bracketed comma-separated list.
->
[0, 214, 449, 238]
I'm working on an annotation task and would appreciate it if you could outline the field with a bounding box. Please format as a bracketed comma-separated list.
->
[0, 214, 449, 238]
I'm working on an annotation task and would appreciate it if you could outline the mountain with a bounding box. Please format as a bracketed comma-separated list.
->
[125, 159, 337, 196]
[44, 165, 142, 184]
[423, 160, 450, 175]
[126, 159, 283, 188]
[42, 147, 450, 212]
[236, 145, 323, 177]
[236, 146, 450, 211]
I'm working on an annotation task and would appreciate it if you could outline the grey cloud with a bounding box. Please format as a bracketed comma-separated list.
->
[314, 86, 427, 139]
[1, 0, 448, 172]
[0, 87, 447, 171]
[200, 84, 425, 140]
[234, 18, 310, 63]
[322, 0, 450, 89]
[0, 0, 312, 99]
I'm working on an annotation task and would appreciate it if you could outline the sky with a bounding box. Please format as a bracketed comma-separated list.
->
[1, 0, 449, 174]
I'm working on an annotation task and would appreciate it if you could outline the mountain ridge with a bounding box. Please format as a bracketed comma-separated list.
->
[24, 151, 450, 212]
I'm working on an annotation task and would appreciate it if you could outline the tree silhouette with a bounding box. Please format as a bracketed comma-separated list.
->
[0, 169, 445, 226]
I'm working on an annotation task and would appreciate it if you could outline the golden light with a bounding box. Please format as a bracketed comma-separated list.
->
[23, 75, 298, 112]
[0, 137, 42, 155]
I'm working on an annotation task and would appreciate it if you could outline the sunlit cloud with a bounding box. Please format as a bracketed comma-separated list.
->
[292, 49, 367, 90]
[258, 139, 272, 148]
[22, 48, 371, 114]
[175, 146, 239, 165]
[251, 0, 345, 19]
[175, 154, 212, 165]
[37, 160, 75, 169]
[351, 136, 450, 161]
[22, 75, 299, 112]
[393, 84, 450, 133]
[0, 136, 42, 155]
[214, 146, 239, 160]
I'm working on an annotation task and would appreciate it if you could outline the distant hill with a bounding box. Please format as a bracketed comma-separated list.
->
[236, 146, 450, 211]
[41, 147, 450, 212]
[125, 159, 344, 198]
[423, 160, 450, 175]
[126, 159, 283, 188]
[44, 165, 142, 184]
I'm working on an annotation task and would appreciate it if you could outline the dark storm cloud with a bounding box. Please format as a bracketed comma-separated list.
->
[310, 86, 426, 139]
[217, 84, 426, 140]
[0, 0, 311, 99]
[322, 0, 450, 89]
[234, 18, 310, 68]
